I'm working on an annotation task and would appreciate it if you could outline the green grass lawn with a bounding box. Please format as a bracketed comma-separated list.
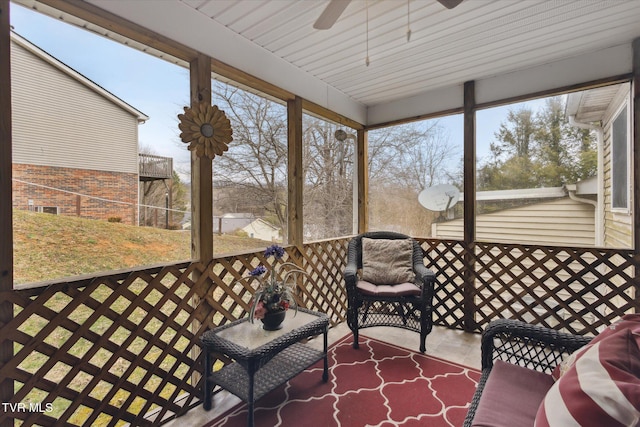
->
[13, 209, 270, 285]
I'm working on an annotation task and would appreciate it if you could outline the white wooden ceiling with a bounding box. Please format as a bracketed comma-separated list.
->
[180, 0, 639, 105]
[24, 0, 640, 125]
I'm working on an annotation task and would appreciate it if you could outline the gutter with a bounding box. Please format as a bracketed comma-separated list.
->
[568, 115, 604, 247]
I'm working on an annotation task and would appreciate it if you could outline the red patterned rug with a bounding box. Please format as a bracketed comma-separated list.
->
[204, 334, 480, 427]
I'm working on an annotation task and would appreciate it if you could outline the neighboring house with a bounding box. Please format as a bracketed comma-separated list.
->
[566, 83, 632, 249]
[209, 213, 281, 241]
[213, 213, 255, 234]
[433, 185, 597, 246]
[433, 185, 600, 325]
[566, 83, 633, 317]
[10, 32, 148, 225]
[242, 218, 281, 242]
[432, 83, 632, 250]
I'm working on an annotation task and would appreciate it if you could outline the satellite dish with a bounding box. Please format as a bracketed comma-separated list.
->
[418, 184, 460, 212]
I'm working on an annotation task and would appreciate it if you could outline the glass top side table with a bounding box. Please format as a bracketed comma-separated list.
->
[201, 308, 329, 427]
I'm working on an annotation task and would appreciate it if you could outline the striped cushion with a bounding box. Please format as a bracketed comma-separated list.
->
[535, 327, 640, 427]
[552, 314, 640, 381]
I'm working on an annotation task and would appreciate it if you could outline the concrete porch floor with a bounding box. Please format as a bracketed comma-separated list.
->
[166, 323, 482, 426]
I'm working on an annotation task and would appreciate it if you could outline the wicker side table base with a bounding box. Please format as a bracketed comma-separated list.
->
[201, 309, 329, 427]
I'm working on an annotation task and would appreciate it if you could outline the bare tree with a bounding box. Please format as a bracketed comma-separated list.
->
[367, 120, 460, 235]
[302, 118, 355, 239]
[211, 81, 458, 239]
[211, 83, 288, 237]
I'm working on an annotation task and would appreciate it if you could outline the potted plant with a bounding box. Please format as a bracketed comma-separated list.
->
[248, 245, 307, 330]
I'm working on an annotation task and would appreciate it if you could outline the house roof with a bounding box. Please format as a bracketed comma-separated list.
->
[243, 218, 280, 232]
[18, 0, 640, 127]
[566, 83, 630, 124]
[10, 30, 149, 122]
[459, 179, 597, 203]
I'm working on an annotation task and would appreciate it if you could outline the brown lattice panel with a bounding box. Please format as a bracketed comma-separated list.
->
[418, 239, 469, 329]
[1, 237, 638, 426]
[0, 240, 350, 426]
[471, 242, 639, 335]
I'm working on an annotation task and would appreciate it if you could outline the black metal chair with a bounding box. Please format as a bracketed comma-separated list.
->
[344, 231, 436, 353]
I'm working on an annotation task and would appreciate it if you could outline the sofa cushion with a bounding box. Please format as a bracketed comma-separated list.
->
[361, 238, 415, 285]
[471, 360, 555, 427]
[535, 327, 640, 427]
[552, 313, 640, 381]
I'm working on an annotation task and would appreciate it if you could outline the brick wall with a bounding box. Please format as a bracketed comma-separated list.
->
[12, 164, 138, 224]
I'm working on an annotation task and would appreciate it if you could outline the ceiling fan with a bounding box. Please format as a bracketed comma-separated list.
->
[313, 0, 464, 30]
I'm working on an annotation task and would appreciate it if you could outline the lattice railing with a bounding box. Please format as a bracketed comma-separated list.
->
[1, 237, 638, 426]
[0, 239, 350, 426]
[471, 242, 639, 335]
[419, 238, 469, 329]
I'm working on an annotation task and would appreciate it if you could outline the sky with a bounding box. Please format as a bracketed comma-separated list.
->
[9, 2, 548, 180]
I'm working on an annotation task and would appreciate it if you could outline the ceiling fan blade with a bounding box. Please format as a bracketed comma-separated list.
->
[313, 0, 352, 30]
[437, 0, 464, 9]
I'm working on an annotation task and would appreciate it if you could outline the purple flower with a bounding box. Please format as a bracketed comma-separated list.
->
[249, 265, 267, 276]
[264, 244, 285, 260]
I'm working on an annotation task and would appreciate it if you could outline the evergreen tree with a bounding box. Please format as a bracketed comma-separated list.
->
[478, 97, 596, 192]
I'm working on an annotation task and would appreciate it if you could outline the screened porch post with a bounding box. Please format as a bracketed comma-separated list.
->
[190, 54, 213, 263]
[632, 38, 640, 309]
[356, 129, 368, 234]
[287, 96, 303, 247]
[463, 80, 477, 332]
[0, 0, 13, 422]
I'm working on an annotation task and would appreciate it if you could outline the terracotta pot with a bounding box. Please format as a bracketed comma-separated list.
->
[260, 310, 286, 330]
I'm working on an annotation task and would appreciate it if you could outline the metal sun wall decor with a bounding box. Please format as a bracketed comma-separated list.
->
[178, 103, 233, 159]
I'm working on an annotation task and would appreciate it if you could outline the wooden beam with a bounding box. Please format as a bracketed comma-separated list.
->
[475, 74, 632, 111]
[356, 129, 368, 233]
[190, 54, 213, 263]
[301, 99, 364, 131]
[463, 80, 477, 332]
[287, 96, 303, 247]
[36, 0, 198, 63]
[365, 107, 464, 131]
[0, 0, 12, 420]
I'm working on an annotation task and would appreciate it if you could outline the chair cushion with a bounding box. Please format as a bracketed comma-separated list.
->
[361, 237, 415, 285]
[535, 325, 640, 427]
[356, 280, 421, 297]
[471, 360, 555, 427]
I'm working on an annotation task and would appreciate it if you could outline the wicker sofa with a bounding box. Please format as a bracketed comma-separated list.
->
[463, 318, 593, 427]
[463, 315, 640, 426]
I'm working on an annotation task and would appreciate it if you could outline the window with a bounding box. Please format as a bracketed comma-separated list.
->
[611, 104, 629, 210]
[211, 81, 288, 245]
[367, 115, 463, 237]
[11, 4, 191, 284]
[302, 116, 356, 241]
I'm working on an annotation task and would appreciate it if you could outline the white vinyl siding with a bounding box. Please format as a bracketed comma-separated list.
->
[434, 198, 595, 246]
[11, 40, 139, 174]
